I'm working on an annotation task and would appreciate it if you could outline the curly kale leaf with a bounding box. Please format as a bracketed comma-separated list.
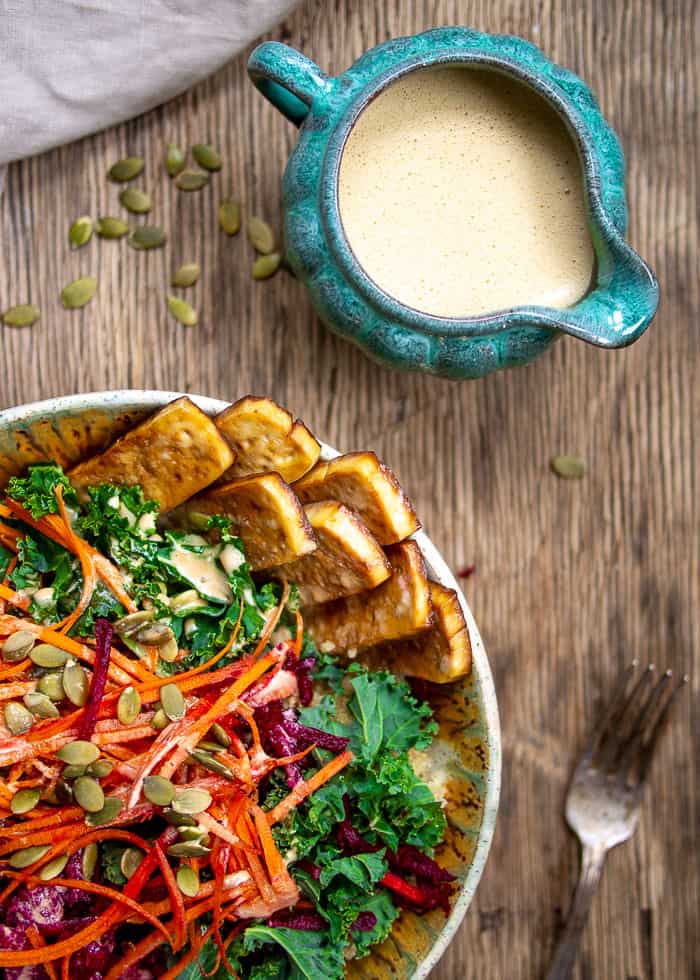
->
[5, 464, 78, 518]
[243, 926, 344, 980]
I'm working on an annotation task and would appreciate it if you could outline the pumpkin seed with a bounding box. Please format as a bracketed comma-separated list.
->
[85, 796, 123, 826]
[175, 169, 210, 191]
[61, 276, 97, 310]
[143, 774, 175, 807]
[9, 845, 51, 869]
[23, 692, 60, 719]
[108, 157, 144, 182]
[167, 295, 197, 327]
[209, 723, 232, 748]
[120, 847, 145, 879]
[10, 788, 41, 815]
[129, 225, 166, 250]
[95, 216, 130, 239]
[87, 759, 114, 778]
[54, 781, 73, 804]
[115, 610, 154, 636]
[30, 643, 68, 668]
[62, 661, 89, 706]
[163, 809, 197, 827]
[73, 776, 105, 813]
[192, 144, 222, 171]
[61, 764, 87, 780]
[57, 740, 100, 766]
[33, 587, 55, 608]
[247, 216, 275, 254]
[166, 841, 211, 858]
[172, 788, 211, 815]
[171, 263, 200, 288]
[160, 683, 186, 721]
[37, 672, 65, 701]
[119, 187, 152, 214]
[151, 708, 170, 731]
[550, 455, 587, 479]
[158, 637, 179, 663]
[176, 865, 200, 897]
[4, 702, 33, 735]
[197, 740, 224, 753]
[177, 827, 209, 843]
[252, 252, 281, 280]
[2, 304, 40, 328]
[218, 200, 241, 236]
[2, 630, 36, 662]
[117, 685, 142, 726]
[82, 842, 99, 879]
[69, 216, 93, 249]
[134, 623, 174, 647]
[166, 143, 186, 178]
[188, 749, 233, 780]
[39, 854, 70, 881]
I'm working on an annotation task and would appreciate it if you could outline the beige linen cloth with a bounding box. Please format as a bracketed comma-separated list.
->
[0, 0, 299, 189]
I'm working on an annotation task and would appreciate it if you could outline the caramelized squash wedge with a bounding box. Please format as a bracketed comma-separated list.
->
[215, 396, 320, 483]
[293, 452, 419, 545]
[304, 540, 432, 653]
[172, 472, 317, 571]
[270, 501, 392, 605]
[69, 397, 233, 512]
[360, 581, 472, 683]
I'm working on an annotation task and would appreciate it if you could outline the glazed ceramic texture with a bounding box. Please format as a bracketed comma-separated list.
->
[248, 27, 659, 379]
[0, 390, 501, 979]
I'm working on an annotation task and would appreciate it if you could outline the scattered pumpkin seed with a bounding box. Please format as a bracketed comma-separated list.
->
[171, 263, 200, 288]
[39, 854, 70, 881]
[550, 455, 587, 479]
[85, 797, 123, 826]
[166, 143, 186, 177]
[166, 841, 211, 858]
[151, 708, 170, 731]
[73, 776, 105, 813]
[188, 749, 233, 780]
[158, 637, 180, 663]
[61, 276, 97, 310]
[163, 808, 197, 827]
[10, 788, 41, 815]
[33, 587, 55, 608]
[209, 723, 232, 748]
[2, 630, 36, 662]
[117, 685, 142, 726]
[2, 304, 40, 328]
[57, 740, 100, 766]
[218, 200, 241, 236]
[176, 865, 200, 897]
[135, 622, 174, 646]
[108, 157, 144, 182]
[172, 788, 212, 815]
[37, 672, 65, 701]
[95, 216, 130, 239]
[62, 661, 89, 706]
[247, 216, 275, 254]
[129, 225, 166, 250]
[87, 759, 114, 778]
[175, 169, 210, 191]
[69, 216, 93, 249]
[197, 740, 224, 753]
[177, 827, 209, 843]
[115, 610, 154, 636]
[82, 842, 99, 879]
[192, 143, 222, 171]
[30, 643, 68, 668]
[120, 847, 145, 880]
[167, 295, 198, 327]
[119, 187, 152, 214]
[4, 701, 33, 735]
[252, 252, 281, 280]
[23, 692, 60, 719]
[143, 774, 175, 807]
[160, 683, 186, 721]
[9, 845, 51, 869]
[61, 764, 87, 781]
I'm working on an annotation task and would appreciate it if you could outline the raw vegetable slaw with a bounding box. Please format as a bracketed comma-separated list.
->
[0, 464, 454, 979]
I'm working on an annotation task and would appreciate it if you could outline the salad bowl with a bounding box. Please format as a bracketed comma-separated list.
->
[0, 390, 501, 978]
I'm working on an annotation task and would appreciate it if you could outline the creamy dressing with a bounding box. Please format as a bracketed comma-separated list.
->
[338, 66, 595, 317]
[169, 544, 232, 603]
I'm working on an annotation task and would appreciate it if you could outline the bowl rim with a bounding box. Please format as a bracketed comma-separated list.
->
[0, 389, 501, 978]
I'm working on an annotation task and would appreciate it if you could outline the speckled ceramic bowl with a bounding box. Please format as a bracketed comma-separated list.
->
[0, 390, 501, 979]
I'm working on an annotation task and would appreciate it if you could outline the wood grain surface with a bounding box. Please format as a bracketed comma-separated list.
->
[0, 1, 697, 978]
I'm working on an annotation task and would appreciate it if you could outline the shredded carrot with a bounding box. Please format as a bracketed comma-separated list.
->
[267, 749, 354, 825]
[0, 583, 30, 610]
[292, 609, 304, 658]
[153, 842, 186, 951]
[158, 923, 216, 980]
[26, 925, 59, 980]
[250, 582, 290, 660]
[0, 656, 31, 680]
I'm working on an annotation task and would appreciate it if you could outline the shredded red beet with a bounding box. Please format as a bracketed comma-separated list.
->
[457, 564, 476, 579]
[297, 860, 322, 880]
[267, 910, 326, 930]
[78, 617, 113, 740]
[381, 872, 454, 914]
[390, 845, 455, 884]
[283, 653, 316, 706]
[281, 708, 350, 753]
[351, 911, 377, 932]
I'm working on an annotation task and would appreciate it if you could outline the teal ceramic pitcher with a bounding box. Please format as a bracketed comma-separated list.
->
[248, 27, 658, 379]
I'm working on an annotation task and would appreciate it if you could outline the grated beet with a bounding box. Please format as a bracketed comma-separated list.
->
[390, 845, 455, 884]
[281, 708, 349, 753]
[351, 911, 377, 932]
[283, 653, 316, 707]
[267, 910, 326, 930]
[78, 618, 113, 740]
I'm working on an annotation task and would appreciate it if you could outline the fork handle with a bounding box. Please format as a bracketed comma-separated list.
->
[545, 843, 607, 980]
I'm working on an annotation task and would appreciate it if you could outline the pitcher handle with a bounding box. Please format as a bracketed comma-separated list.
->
[248, 42, 330, 127]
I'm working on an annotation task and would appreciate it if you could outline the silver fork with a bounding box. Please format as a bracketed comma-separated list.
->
[546, 661, 687, 980]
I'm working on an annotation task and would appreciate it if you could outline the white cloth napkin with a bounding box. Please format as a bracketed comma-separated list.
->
[0, 0, 299, 176]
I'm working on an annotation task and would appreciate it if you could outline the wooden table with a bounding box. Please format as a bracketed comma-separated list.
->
[1, 1, 697, 977]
